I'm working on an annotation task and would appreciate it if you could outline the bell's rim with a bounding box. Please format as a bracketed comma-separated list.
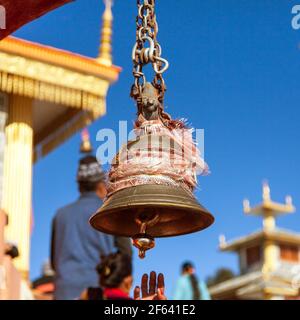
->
[90, 209, 214, 238]
[89, 184, 214, 238]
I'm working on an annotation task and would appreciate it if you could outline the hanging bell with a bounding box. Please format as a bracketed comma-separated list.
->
[90, 83, 214, 258]
[90, 184, 214, 255]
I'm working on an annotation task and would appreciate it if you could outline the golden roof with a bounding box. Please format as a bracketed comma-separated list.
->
[0, 36, 121, 159]
[219, 182, 298, 251]
[220, 228, 300, 252]
[243, 181, 295, 217]
[0, 36, 120, 81]
[209, 270, 299, 300]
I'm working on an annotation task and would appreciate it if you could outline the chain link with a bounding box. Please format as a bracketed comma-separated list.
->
[131, 0, 169, 103]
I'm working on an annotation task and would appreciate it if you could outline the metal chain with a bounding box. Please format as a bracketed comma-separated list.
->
[131, 0, 169, 103]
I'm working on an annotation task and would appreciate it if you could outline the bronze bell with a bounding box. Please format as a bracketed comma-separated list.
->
[90, 83, 214, 258]
[90, 184, 214, 258]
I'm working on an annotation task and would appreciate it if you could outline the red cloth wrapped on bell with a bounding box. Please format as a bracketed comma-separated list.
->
[0, 0, 73, 40]
[107, 114, 209, 197]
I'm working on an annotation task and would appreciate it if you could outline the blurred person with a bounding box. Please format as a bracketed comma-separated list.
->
[5, 242, 19, 259]
[173, 261, 211, 300]
[0, 211, 32, 300]
[0, 213, 18, 259]
[51, 153, 132, 300]
[32, 261, 55, 300]
[80, 252, 166, 300]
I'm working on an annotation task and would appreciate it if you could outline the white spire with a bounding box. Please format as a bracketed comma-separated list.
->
[262, 180, 271, 202]
[243, 198, 250, 213]
[219, 234, 227, 247]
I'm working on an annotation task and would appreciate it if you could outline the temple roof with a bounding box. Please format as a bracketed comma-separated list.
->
[218, 183, 298, 252]
[220, 227, 300, 252]
[0, 36, 121, 160]
[209, 270, 299, 299]
[0, 36, 120, 82]
[0, 1, 120, 160]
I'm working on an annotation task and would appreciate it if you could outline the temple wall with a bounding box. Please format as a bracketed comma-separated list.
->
[0, 93, 8, 204]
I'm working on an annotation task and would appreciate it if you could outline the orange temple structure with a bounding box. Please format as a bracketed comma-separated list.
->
[209, 183, 300, 300]
[0, 1, 120, 299]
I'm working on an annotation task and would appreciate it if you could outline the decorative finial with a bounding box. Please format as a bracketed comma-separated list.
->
[219, 234, 226, 247]
[286, 195, 293, 206]
[97, 0, 113, 66]
[80, 128, 93, 154]
[262, 180, 271, 202]
[243, 198, 250, 213]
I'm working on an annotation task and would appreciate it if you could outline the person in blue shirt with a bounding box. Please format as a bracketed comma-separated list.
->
[173, 261, 211, 300]
[50, 155, 132, 300]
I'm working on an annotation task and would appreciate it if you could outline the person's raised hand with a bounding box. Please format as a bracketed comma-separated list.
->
[134, 271, 167, 300]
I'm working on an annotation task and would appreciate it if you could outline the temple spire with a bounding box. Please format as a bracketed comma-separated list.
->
[243, 181, 295, 231]
[262, 180, 271, 202]
[97, 0, 113, 66]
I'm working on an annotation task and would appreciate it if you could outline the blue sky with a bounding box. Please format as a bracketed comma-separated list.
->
[14, 0, 300, 296]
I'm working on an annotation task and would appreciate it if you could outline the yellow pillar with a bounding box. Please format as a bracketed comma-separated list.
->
[263, 209, 276, 231]
[1, 95, 33, 278]
[263, 214, 276, 231]
[262, 238, 278, 300]
[263, 240, 277, 273]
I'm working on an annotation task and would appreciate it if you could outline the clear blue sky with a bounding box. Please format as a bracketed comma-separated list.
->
[14, 0, 300, 296]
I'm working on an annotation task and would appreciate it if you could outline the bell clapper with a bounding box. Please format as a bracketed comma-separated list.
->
[132, 215, 158, 259]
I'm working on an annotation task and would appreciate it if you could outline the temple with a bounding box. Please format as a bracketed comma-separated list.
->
[0, 0, 120, 297]
[209, 182, 300, 300]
